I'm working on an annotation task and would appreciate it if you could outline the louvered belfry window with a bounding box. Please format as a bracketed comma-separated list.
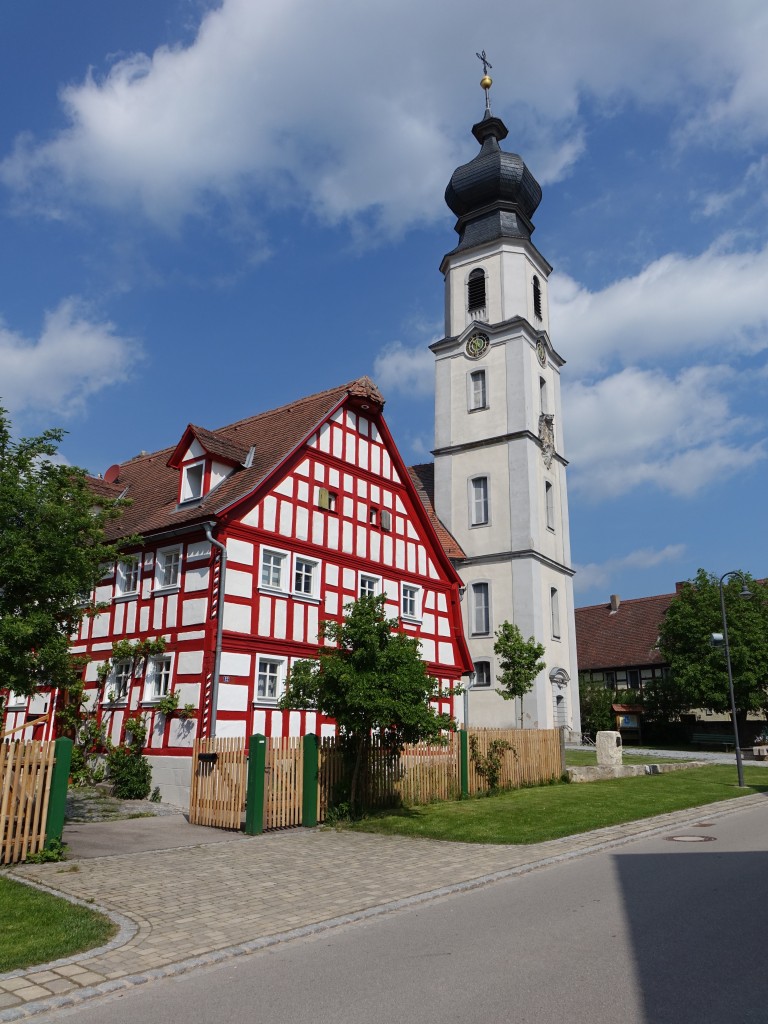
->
[467, 268, 486, 312]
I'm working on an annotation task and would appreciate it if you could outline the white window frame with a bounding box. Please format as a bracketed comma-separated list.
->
[181, 460, 205, 503]
[473, 661, 492, 687]
[551, 587, 561, 640]
[260, 546, 290, 593]
[545, 480, 555, 532]
[105, 660, 133, 704]
[5, 691, 27, 710]
[359, 573, 382, 599]
[469, 476, 490, 527]
[155, 546, 182, 592]
[471, 582, 491, 636]
[468, 368, 488, 412]
[293, 556, 320, 600]
[116, 558, 140, 599]
[255, 655, 287, 703]
[144, 654, 173, 702]
[401, 584, 422, 622]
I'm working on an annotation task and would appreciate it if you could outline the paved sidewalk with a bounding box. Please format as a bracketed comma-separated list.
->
[2, 793, 767, 1021]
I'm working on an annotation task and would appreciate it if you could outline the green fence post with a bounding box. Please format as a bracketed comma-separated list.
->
[302, 734, 319, 827]
[45, 737, 73, 849]
[459, 729, 469, 799]
[245, 734, 267, 835]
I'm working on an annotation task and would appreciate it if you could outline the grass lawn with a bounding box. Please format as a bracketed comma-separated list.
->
[0, 876, 116, 973]
[347, 764, 768, 845]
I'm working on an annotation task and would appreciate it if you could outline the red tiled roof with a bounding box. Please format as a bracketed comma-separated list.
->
[184, 426, 251, 466]
[407, 464, 466, 561]
[90, 380, 378, 542]
[575, 593, 676, 670]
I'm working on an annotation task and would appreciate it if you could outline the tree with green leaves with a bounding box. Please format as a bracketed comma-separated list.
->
[279, 594, 456, 812]
[657, 568, 768, 730]
[577, 678, 615, 739]
[0, 408, 127, 703]
[493, 621, 546, 728]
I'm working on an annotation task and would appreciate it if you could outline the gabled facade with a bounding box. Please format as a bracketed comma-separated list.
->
[2, 378, 472, 806]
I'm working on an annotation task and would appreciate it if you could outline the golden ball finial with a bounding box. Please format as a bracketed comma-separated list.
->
[481, 74, 492, 91]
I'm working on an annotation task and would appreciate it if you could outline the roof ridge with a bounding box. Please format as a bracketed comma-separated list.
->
[213, 379, 362, 435]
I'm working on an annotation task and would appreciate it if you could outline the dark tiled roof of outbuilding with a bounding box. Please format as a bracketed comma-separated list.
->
[575, 593, 676, 670]
[407, 463, 465, 561]
[90, 380, 377, 542]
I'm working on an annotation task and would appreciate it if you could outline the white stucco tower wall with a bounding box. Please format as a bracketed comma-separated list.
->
[432, 98, 580, 733]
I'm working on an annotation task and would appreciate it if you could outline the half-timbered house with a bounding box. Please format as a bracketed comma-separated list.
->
[2, 377, 472, 805]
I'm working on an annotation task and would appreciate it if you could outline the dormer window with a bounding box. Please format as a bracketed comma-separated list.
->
[181, 460, 205, 502]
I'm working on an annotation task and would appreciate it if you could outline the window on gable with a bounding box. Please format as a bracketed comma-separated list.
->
[256, 657, 286, 702]
[472, 583, 490, 635]
[261, 549, 287, 591]
[533, 276, 543, 320]
[181, 461, 205, 503]
[294, 557, 318, 598]
[369, 506, 379, 527]
[116, 558, 140, 598]
[470, 477, 489, 526]
[317, 488, 338, 512]
[467, 268, 486, 313]
[145, 655, 172, 701]
[545, 481, 555, 531]
[474, 661, 491, 687]
[155, 547, 181, 590]
[401, 584, 421, 621]
[469, 369, 487, 411]
[551, 587, 561, 640]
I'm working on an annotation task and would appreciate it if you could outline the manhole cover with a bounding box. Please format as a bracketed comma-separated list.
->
[666, 834, 717, 843]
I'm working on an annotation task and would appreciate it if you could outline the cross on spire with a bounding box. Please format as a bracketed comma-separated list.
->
[476, 50, 492, 76]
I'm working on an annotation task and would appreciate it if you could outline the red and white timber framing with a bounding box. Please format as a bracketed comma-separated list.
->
[2, 390, 472, 757]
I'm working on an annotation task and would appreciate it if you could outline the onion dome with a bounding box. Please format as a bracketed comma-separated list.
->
[445, 109, 542, 252]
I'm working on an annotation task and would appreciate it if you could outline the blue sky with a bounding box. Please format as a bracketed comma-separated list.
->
[2, 0, 767, 609]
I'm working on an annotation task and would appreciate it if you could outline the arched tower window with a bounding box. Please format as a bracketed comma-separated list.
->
[533, 276, 542, 320]
[467, 269, 486, 315]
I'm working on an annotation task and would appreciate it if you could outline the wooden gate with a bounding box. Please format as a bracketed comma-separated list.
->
[264, 737, 303, 830]
[1, 740, 56, 864]
[189, 737, 247, 829]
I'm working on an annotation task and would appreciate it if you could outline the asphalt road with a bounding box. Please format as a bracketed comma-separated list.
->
[31, 800, 768, 1024]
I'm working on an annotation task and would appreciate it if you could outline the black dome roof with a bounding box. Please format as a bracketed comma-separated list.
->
[445, 110, 541, 252]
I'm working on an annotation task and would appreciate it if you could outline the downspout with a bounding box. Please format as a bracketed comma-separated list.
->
[203, 523, 227, 738]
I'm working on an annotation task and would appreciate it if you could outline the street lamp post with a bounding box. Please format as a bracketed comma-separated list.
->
[717, 571, 752, 789]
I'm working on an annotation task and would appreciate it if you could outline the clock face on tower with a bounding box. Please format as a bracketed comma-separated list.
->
[466, 333, 489, 359]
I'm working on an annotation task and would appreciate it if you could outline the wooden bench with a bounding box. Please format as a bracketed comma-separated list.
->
[691, 732, 734, 751]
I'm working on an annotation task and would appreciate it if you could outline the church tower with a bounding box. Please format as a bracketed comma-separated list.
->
[432, 68, 579, 731]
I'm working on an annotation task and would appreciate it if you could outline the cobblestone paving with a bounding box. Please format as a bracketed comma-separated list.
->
[2, 794, 767, 1019]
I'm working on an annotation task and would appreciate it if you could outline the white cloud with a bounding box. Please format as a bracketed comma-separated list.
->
[374, 341, 434, 398]
[2, 0, 768, 234]
[550, 241, 768, 374]
[564, 365, 766, 499]
[0, 299, 137, 418]
[574, 544, 686, 596]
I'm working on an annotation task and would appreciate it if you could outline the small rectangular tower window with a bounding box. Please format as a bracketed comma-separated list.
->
[550, 587, 561, 640]
[469, 369, 487, 411]
[545, 481, 555, 531]
[471, 582, 490, 635]
[470, 477, 489, 526]
[539, 376, 548, 415]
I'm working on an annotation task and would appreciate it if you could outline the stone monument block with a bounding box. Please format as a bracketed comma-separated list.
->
[596, 730, 623, 766]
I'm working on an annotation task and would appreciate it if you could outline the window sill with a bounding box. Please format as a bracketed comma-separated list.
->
[292, 593, 321, 604]
[252, 699, 282, 708]
[102, 700, 128, 708]
[468, 406, 488, 414]
[113, 593, 139, 604]
[140, 699, 168, 708]
[259, 586, 290, 598]
[401, 615, 422, 626]
[152, 585, 180, 597]
[469, 522, 490, 529]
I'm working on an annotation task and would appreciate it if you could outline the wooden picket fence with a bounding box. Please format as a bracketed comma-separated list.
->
[188, 728, 563, 831]
[0, 740, 56, 864]
[466, 727, 563, 795]
[189, 736, 247, 830]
